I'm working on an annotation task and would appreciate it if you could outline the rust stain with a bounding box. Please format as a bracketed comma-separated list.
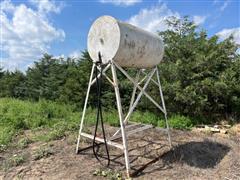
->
[124, 38, 136, 49]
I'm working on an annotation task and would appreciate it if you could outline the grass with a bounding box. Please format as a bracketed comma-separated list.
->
[0, 98, 194, 149]
[17, 137, 32, 149]
[158, 115, 193, 130]
[0, 98, 81, 147]
[93, 168, 122, 179]
[1, 153, 27, 171]
[33, 145, 55, 160]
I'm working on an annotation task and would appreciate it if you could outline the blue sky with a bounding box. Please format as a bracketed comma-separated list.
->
[1, 0, 239, 71]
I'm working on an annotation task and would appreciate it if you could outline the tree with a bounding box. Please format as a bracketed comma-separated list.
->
[0, 67, 4, 79]
[0, 16, 239, 123]
[0, 70, 25, 98]
[58, 52, 92, 107]
[25, 54, 66, 100]
[158, 16, 239, 120]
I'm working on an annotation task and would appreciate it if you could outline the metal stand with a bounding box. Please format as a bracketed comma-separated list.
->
[76, 60, 172, 177]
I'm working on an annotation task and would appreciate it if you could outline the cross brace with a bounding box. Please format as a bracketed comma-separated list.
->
[76, 60, 172, 178]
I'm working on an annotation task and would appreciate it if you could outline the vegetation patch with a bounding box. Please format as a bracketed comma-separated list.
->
[0, 98, 80, 147]
[17, 137, 33, 149]
[33, 145, 55, 161]
[2, 153, 27, 171]
[0, 98, 197, 149]
[93, 168, 122, 180]
[158, 115, 193, 130]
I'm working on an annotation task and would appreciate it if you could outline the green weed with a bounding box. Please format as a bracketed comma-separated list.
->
[17, 137, 32, 149]
[0, 98, 80, 146]
[0, 98, 194, 149]
[158, 115, 193, 130]
[33, 145, 55, 160]
[2, 154, 27, 171]
[93, 168, 122, 180]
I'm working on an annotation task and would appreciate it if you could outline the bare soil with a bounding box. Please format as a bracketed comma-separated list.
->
[0, 126, 240, 180]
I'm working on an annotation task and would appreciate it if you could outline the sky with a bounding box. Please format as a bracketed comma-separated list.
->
[0, 0, 239, 71]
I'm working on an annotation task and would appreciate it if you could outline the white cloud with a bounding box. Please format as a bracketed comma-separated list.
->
[53, 54, 65, 59]
[217, 27, 240, 44]
[0, 0, 15, 11]
[29, 0, 64, 14]
[0, 0, 65, 71]
[213, 0, 231, 12]
[193, 15, 207, 25]
[127, 3, 180, 33]
[220, 0, 231, 11]
[69, 50, 82, 59]
[99, 0, 142, 6]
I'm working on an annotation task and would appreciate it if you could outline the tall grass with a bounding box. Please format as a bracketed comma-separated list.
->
[0, 98, 80, 146]
[0, 98, 193, 148]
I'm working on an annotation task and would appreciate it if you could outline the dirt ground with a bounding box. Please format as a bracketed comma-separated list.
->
[0, 125, 240, 180]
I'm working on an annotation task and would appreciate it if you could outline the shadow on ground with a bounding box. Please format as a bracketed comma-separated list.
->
[131, 139, 230, 177]
[162, 140, 230, 168]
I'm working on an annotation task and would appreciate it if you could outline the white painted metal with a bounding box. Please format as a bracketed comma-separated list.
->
[90, 63, 111, 86]
[112, 69, 154, 138]
[88, 16, 164, 68]
[111, 63, 131, 177]
[156, 67, 172, 147]
[142, 70, 159, 86]
[129, 71, 140, 112]
[124, 122, 141, 129]
[80, 132, 124, 149]
[113, 61, 165, 114]
[76, 61, 172, 177]
[125, 124, 153, 137]
[113, 124, 153, 140]
[76, 64, 95, 153]
[138, 73, 148, 85]
[122, 68, 156, 124]
[96, 65, 114, 86]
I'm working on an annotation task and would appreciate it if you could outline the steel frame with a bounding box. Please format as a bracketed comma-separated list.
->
[76, 60, 172, 177]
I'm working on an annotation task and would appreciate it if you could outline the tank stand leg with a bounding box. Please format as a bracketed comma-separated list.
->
[111, 63, 131, 177]
[76, 64, 95, 154]
[156, 66, 172, 148]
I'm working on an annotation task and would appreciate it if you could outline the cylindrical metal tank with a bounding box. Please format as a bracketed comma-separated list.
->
[87, 15, 164, 68]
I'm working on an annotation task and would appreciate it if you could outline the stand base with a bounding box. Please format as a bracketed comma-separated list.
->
[76, 61, 172, 177]
[78, 122, 153, 150]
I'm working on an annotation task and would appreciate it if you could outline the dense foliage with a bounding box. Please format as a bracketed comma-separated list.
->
[0, 98, 190, 147]
[158, 17, 240, 121]
[0, 17, 239, 123]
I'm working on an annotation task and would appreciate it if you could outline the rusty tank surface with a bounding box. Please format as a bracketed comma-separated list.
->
[87, 15, 164, 68]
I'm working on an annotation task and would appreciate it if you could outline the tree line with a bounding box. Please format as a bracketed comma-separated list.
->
[0, 17, 239, 123]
